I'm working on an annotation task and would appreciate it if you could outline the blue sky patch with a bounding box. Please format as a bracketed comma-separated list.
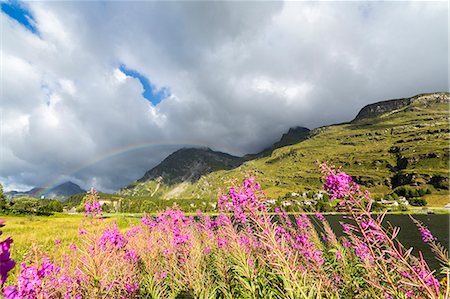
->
[1, 0, 38, 34]
[119, 64, 169, 106]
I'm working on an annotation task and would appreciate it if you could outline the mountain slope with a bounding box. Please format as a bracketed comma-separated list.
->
[121, 92, 449, 204]
[120, 147, 243, 197]
[44, 182, 86, 199]
[245, 126, 310, 159]
[6, 181, 86, 200]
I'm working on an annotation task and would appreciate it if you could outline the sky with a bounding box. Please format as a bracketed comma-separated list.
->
[1, 1, 448, 192]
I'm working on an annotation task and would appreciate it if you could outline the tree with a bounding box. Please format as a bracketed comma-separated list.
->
[417, 189, 426, 197]
[10, 197, 40, 214]
[47, 200, 63, 212]
[409, 197, 427, 207]
[102, 203, 112, 213]
[410, 190, 420, 198]
[0, 183, 7, 212]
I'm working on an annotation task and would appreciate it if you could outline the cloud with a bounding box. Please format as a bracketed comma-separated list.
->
[1, 1, 448, 191]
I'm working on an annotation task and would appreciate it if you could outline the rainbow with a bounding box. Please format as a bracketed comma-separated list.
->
[38, 140, 243, 194]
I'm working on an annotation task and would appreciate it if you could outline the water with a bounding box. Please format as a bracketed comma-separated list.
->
[320, 214, 449, 273]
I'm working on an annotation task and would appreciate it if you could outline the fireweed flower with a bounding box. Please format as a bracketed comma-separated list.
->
[321, 162, 445, 298]
[126, 226, 142, 238]
[141, 214, 156, 228]
[0, 237, 15, 286]
[323, 171, 354, 200]
[68, 243, 78, 251]
[315, 213, 326, 222]
[124, 250, 139, 263]
[218, 177, 267, 225]
[354, 242, 371, 260]
[418, 226, 435, 243]
[156, 271, 167, 280]
[5, 259, 61, 299]
[84, 201, 102, 218]
[217, 238, 228, 249]
[203, 246, 211, 255]
[83, 188, 102, 218]
[3, 286, 18, 299]
[412, 265, 441, 294]
[124, 282, 139, 293]
[98, 224, 127, 249]
[342, 240, 351, 248]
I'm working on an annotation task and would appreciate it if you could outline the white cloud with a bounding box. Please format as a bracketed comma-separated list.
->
[0, 1, 447, 191]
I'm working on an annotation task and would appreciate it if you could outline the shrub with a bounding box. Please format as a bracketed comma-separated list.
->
[418, 189, 427, 197]
[409, 197, 428, 207]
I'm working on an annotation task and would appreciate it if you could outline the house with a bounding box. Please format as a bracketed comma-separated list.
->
[380, 199, 399, 206]
[398, 197, 409, 205]
[98, 198, 121, 212]
[65, 207, 77, 214]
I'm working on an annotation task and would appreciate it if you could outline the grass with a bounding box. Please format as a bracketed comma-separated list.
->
[423, 195, 449, 207]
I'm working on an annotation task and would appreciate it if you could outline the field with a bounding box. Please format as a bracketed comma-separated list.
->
[1, 214, 140, 282]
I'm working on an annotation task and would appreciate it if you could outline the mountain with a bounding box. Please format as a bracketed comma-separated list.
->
[245, 126, 310, 159]
[353, 92, 448, 121]
[120, 147, 243, 197]
[44, 182, 86, 199]
[6, 181, 86, 200]
[138, 147, 243, 184]
[120, 92, 449, 206]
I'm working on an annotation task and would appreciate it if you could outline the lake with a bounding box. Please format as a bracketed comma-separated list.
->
[321, 214, 449, 274]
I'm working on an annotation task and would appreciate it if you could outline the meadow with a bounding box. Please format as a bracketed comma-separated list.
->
[0, 214, 140, 280]
[0, 164, 448, 298]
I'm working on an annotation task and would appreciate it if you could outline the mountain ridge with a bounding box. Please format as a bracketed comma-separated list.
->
[120, 92, 449, 204]
[5, 181, 86, 200]
[136, 147, 243, 185]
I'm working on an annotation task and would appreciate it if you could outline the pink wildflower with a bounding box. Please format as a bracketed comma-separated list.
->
[69, 243, 78, 251]
[217, 238, 228, 249]
[418, 226, 435, 243]
[98, 225, 127, 249]
[315, 213, 326, 222]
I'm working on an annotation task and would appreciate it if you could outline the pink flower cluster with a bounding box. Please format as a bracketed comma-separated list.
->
[84, 201, 102, 218]
[83, 188, 102, 218]
[0, 237, 15, 286]
[98, 224, 127, 249]
[320, 162, 445, 298]
[323, 171, 354, 200]
[418, 226, 435, 243]
[4, 259, 81, 299]
[0, 220, 15, 288]
[218, 177, 267, 225]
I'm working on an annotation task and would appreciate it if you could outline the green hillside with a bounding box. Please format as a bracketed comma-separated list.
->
[120, 92, 449, 207]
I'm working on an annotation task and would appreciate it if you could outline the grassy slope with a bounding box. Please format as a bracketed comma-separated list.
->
[125, 96, 449, 206]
